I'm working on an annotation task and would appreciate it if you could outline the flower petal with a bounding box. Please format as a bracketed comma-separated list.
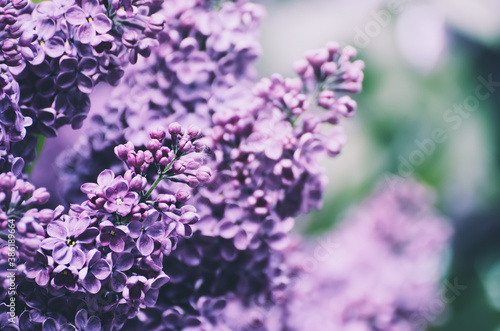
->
[137, 233, 154, 256]
[82, 273, 101, 294]
[65, 7, 87, 25]
[97, 169, 114, 187]
[92, 13, 112, 34]
[77, 23, 95, 44]
[53, 243, 72, 264]
[47, 221, 68, 239]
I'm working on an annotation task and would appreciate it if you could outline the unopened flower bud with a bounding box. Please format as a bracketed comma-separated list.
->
[175, 190, 191, 203]
[168, 122, 182, 136]
[196, 166, 212, 183]
[150, 127, 166, 140]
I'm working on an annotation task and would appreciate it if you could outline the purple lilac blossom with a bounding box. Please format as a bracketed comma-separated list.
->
[48, 0, 367, 328]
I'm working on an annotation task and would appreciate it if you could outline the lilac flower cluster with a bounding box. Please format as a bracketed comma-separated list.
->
[0, 0, 167, 166]
[0, 124, 214, 329]
[217, 180, 452, 330]
[0, 0, 453, 329]
[53, 11, 364, 331]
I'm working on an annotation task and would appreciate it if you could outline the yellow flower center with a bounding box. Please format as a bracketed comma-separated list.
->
[110, 230, 116, 235]
[116, 198, 123, 205]
[66, 237, 76, 247]
[87, 16, 94, 23]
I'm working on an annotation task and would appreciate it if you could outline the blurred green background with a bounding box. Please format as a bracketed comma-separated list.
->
[259, 0, 500, 329]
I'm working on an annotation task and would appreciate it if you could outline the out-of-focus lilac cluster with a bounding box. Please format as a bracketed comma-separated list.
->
[0, 0, 167, 167]
[217, 180, 452, 331]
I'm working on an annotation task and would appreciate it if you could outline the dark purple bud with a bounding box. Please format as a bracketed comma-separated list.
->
[150, 127, 166, 140]
[168, 122, 182, 136]
[175, 190, 191, 203]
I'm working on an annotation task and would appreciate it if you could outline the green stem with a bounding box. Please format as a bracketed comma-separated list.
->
[142, 174, 163, 202]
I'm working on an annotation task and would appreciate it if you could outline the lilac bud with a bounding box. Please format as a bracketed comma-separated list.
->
[172, 160, 186, 174]
[179, 212, 199, 224]
[127, 150, 145, 168]
[37, 209, 54, 223]
[0, 172, 17, 191]
[19, 182, 35, 198]
[187, 177, 199, 188]
[336, 96, 357, 118]
[193, 141, 206, 153]
[318, 90, 335, 109]
[147, 139, 162, 152]
[146, 13, 166, 34]
[321, 62, 338, 76]
[129, 175, 147, 191]
[144, 150, 154, 164]
[326, 41, 340, 56]
[293, 59, 310, 76]
[168, 122, 182, 136]
[341, 46, 357, 60]
[115, 142, 134, 161]
[11, 0, 27, 9]
[187, 125, 201, 138]
[196, 166, 212, 183]
[32, 188, 50, 205]
[150, 127, 166, 140]
[178, 138, 192, 153]
[175, 190, 191, 203]
[305, 49, 329, 67]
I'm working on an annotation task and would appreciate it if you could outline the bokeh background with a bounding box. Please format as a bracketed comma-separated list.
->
[257, 0, 500, 330]
[30, 0, 500, 329]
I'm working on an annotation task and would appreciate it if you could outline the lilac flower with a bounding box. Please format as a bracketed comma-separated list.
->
[65, 0, 112, 44]
[107, 252, 134, 292]
[97, 220, 128, 253]
[25, 250, 54, 287]
[79, 249, 111, 294]
[75, 309, 101, 331]
[81, 169, 115, 196]
[128, 210, 165, 255]
[56, 56, 97, 94]
[103, 177, 139, 216]
[52, 265, 79, 292]
[122, 275, 149, 302]
[41, 216, 98, 269]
